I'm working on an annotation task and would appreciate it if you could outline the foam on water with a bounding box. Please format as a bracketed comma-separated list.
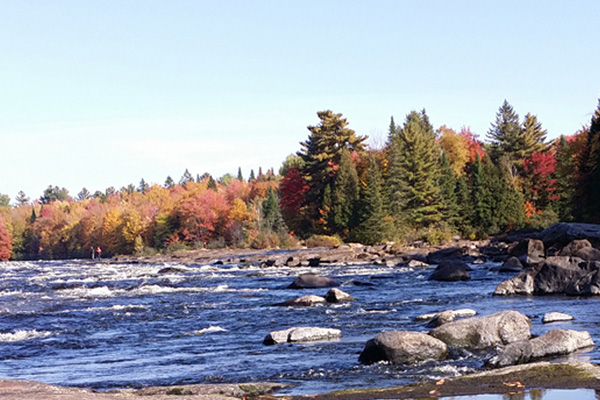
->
[0, 329, 52, 342]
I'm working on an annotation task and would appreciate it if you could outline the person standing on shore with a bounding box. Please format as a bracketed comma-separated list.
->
[90, 246, 95, 260]
[96, 246, 102, 259]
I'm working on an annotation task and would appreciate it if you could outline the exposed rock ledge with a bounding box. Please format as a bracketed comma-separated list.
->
[4, 362, 600, 400]
[0, 380, 288, 400]
[286, 362, 600, 400]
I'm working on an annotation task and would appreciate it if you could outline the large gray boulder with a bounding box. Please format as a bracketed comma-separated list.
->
[358, 330, 448, 365]
[494, 256, 590, 296]
[287, 273, 340, 289]
[428, 261, 472, 281]
[429, 310, 531, 349]
[487, 329, 594, 368]
[496, 256, 524, 273]
[427, 247, 469, 264]
[558, 239, 593, 257]
[565, 266, 600, 296]
[541, 223, 600, 252]
[263, 327, 342, 345]
[508, 239, 544, 266]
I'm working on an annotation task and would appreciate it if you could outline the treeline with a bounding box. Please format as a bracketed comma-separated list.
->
[0, 98, 599, 260]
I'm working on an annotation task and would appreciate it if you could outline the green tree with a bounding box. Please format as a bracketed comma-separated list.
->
[470, 154, 493, 231]
[329, 148, 359, 237]
[15, 191, 30, 206]
[208, 175, 217, 190]
[298, 110, 367, 234]
[554, 136, 576, 221]
[487, 100, 522, 164]
[261, 186, 285, 233]
[179, 169, 194, 185]
[352, 154, 388, 244]
[248, 169, 256, 182]
[576, 98, 600, 222]
[387, 110, 443, 229]
[521, 113, 548, 157]
[439, 152, 459, 228]
[40, 185, 70, 204]
[237, 167, 244, 181]
[164, 176, 175, 188]
[77, 188, 91, 201]
[138, 179, 150, 194]
[0, 194, 10, 207]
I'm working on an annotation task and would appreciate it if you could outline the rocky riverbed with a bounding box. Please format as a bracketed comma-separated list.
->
[2, 223, 600, 398]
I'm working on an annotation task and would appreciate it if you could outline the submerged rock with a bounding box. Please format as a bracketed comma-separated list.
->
[487, 329, 594, 368]
[429, 310, 531, 349]
[428, 261, 472, 281]
[288, 274, 340, 289]
[263, 327, 342, 345]
[543, 312, 575, 323]
[358, 330, 448, 365]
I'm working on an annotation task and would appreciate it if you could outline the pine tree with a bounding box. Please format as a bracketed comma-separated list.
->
[487, 100, 522, 164]
[554, 136, 576, 221]
[77, 188, 91, 201]
[138, 179, 150, 194]
[237, 167, 244, 181]
[352, 154, 388, 245]
[329, 148, 359, 237]
[298, 110, 367, 234]
[386, 110, 443, 229]
[470, 154, 493, 232]
[249, 169, 256, 182]
[575, 99, 600, 222]
[179, 169, 194, 185]
[207, 176, 217, 191]
[164, 176, 175, 188]
[521, 113, 548, 157]
[261, 187, 286, 233]
[439, 152, 459, 228]
[15, 191, 30, 206]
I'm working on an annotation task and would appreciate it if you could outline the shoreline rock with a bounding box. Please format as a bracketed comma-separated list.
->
[263, 327, 342, 345]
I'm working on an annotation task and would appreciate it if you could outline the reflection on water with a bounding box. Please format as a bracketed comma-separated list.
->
[446, 389, 600, 400]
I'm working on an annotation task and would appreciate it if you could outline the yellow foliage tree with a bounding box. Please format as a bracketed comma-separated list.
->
[438, 125, 470, 177]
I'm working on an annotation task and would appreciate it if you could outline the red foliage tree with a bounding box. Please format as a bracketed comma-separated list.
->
[0, 214, 13, 261]
[460, 127, 485, 162]
[522, 151, 559, 210]
[279, 166, 309, 234]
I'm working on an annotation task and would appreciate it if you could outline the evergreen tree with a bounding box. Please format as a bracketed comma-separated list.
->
[386, 110, 443, 229]
[164, 176, 175, 188]
[261, 186, 285, 233]
[179, 168, 194, 185]
[15, 191, 30, 206]
[439, 152, 459, 228]
[237, 167, 244, 181]
[455, 173, 473, 235]
[207, 175, 217, 190]
[470, 154, 493, 231]
[249, 169, 256, 182]
[487, 100, 522, 164]
[577, 99, 600, 222]
[521, 113, 548, 157]
[77, 188, 91, 201]
[352, 154, 388, 245]
[554, 136, 576, 221]
[138, 179, 149, 194]
[329, 148, 359, 237]
[29, 206, 37, 223]
[298, 110, 367, 234]
[40, 185, 69, 204]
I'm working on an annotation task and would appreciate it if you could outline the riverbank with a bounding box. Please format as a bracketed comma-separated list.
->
[2, 362, 600, 399]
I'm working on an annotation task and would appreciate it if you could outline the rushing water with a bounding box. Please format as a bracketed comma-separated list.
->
[0, 257, 599, 396]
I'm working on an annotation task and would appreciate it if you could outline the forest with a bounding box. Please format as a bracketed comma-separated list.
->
[1, 98, 600, 261]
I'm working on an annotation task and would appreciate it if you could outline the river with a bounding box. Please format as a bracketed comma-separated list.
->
[0, 258, 599, 396]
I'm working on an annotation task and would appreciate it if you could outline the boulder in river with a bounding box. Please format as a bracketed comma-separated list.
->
[487, 329, 594, 368]
[287, 273, 340, 289]
[543, 312, 574, 323]
[428, 261, 472, 281]
[565, 267, 600, 296]
[508, 239, 544, 267]
[425, 309, 478, 328]
[429, 310, 531, 349]
[494, 256, 590, 296]
[263, 327, 342, 345]
[325, 288, 355, 303]
[274, 295, 327, 307]
[358, 330, 448, 365]
[541, 223, 600, 252]
[495, 256, 524, 273]
[426, 247, 466, 264]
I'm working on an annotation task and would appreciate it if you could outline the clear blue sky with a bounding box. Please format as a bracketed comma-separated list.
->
[1, 0, 599, 203]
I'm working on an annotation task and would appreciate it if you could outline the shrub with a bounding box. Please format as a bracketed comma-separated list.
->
[250, 232, 280, 249]
[304, 235, 342, 248]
